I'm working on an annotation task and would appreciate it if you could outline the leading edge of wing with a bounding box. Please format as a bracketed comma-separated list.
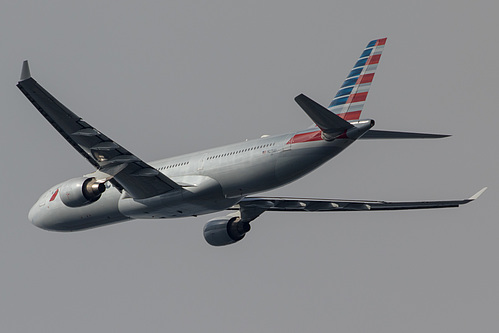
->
[230, 188, 487, 212]
[17, 61, 181, 199]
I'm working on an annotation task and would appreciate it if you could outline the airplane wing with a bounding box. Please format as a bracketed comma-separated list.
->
[229, 188, 486, 216]
[17, 61, 181, 199]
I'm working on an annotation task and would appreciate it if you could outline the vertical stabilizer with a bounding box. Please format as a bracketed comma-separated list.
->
[328, 38, 386, 120]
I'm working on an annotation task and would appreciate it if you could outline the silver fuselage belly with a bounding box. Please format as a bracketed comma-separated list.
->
[30, 132, 355, 231]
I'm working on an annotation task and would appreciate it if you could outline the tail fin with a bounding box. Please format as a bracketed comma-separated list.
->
[328, 38, 387, 121]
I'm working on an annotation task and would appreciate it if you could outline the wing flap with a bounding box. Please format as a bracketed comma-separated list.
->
[17, 61, 181, 199]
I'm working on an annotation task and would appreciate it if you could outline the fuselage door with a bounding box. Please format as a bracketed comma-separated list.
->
[197, 153, 207, 171]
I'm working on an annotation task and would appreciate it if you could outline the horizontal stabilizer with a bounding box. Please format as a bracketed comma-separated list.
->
[360, 129, 450, 139]
[295, 94, 353, 137]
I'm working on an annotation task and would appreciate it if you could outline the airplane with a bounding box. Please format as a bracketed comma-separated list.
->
[18, 38, 486, 246]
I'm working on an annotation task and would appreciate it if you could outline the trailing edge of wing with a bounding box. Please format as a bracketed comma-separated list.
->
[360, 129, 450, 139]
[17, 61, 181, 199]
[229, 188, 486, 212]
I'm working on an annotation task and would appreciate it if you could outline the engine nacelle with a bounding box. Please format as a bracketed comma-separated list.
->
[60, 177, 106, 207]
[203, 216, 251, 246]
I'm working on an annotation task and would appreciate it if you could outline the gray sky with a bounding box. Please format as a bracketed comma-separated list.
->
[1, 1, 497, 332]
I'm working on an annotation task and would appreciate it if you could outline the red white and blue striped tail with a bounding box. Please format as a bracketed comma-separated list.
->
[328, 38, 387, 121]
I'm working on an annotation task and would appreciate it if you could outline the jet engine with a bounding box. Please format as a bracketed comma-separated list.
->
[203, 215, 251, 246]
[60, 177, 106, 207]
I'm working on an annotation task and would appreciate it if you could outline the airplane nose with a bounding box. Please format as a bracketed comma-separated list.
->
[28, 204, 37, 224]
[28, 204, 53, 231]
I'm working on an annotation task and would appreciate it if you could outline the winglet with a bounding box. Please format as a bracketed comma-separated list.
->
[20, 60, 31, 81]
[469, 187, 487, 201]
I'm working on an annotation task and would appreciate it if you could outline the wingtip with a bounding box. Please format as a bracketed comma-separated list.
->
[294, 93, 306, 102]
[469, 187, 487, 201]
[19, 60, 31, 81]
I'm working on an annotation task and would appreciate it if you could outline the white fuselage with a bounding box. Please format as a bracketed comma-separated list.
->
[29, 128, 357, 231]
